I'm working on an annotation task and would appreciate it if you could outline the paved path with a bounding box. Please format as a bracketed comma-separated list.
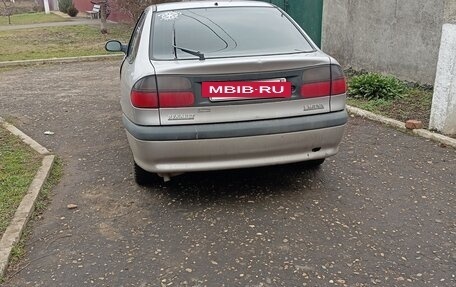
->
[0, 62, 455, 287]
[0, 18, 98, 31]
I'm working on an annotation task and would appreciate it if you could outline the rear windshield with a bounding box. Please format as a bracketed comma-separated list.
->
[151, 7, 314, 60]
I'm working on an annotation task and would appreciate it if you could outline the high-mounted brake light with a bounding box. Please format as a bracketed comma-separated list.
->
[300, 65, 346, 98]
[130, 76, 194, 108]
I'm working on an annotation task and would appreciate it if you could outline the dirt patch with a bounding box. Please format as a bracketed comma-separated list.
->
[378, 88, 433, 127]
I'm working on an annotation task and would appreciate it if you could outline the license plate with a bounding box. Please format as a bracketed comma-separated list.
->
[202, 78, 291, 101]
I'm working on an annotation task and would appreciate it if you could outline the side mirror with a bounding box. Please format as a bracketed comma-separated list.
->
[105, 40, 127, 54]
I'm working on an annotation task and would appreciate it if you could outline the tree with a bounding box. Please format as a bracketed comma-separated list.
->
[1, 0, 15, 25]
[113, 0, 176, 23]
[91, 0, 109, 34]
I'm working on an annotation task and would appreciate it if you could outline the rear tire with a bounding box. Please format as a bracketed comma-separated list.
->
[134, 162, 154, 186]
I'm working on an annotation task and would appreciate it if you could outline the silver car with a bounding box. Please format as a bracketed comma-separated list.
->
[106, 0, 347, 184]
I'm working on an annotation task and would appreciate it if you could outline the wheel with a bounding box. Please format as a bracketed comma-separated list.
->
[307, 158, 325, 168]
[134, 162, 154, 186]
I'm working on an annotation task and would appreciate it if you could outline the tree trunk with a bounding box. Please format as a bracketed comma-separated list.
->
[100, 0, 108, 34]
[1, 0, 12, 24]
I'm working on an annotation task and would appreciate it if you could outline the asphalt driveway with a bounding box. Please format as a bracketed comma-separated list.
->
[0, 61, 455, 287]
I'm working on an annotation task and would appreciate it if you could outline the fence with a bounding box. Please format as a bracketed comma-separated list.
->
[322, 0, 456, 85]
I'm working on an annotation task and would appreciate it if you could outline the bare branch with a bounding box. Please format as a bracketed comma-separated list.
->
[112, 0, 177, 23]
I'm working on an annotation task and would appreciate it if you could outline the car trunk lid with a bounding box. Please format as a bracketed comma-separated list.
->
[147, 53, 343, 125]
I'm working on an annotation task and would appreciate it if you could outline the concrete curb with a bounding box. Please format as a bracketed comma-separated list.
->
[0, 54, 123, 68]
[0, 118, 55, 278]
[0, 118, 50, 155]
[347, 105, 456, 149]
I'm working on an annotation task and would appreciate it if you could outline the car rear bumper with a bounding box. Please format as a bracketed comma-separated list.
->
[123, 110, 348, 140]
[124, 111, 347, 173]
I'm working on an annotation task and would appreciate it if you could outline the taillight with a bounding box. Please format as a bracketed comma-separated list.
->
[131, 91, 158, 108]
[300, 65, 346, 98]
[159, 92, 194, 107]
[130, 76, 194, 108]
[331, 65, 347, 95]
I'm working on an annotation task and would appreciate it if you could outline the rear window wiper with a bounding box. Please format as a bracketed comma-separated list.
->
[172, 21, 205, 60]
[172, 45, 205, 60]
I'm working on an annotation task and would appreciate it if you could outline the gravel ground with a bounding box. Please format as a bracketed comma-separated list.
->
[0, 61, 455, 287]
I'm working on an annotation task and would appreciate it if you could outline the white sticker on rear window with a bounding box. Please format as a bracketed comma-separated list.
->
[158, 11, 181, 21]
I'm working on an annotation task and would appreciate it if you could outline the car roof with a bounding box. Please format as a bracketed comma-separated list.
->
[155, 1, 273, 12]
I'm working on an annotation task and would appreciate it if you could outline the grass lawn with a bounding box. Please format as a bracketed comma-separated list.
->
[347, 87, 433, 128]
[0, 127, 42, 238]
[6, 157, 63, 274]
[0, 12, 67, 26]
[0, 23, 132, 61]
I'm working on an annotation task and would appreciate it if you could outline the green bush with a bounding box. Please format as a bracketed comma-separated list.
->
[58, 0, 73, 13]
[67, 6, 78, 17]
[348, 73, 407, 100]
